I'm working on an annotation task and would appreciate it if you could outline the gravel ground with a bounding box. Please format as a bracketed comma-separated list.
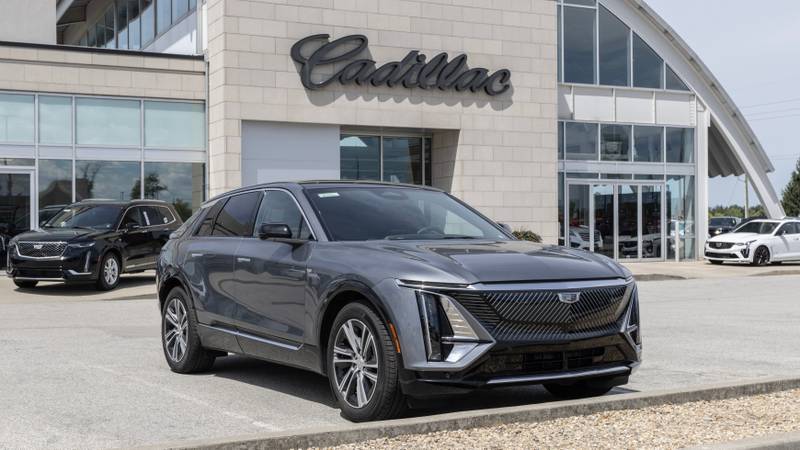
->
[331, 389, 800, 450]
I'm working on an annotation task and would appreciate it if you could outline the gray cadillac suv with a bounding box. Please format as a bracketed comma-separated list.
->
[156, 181, 641, 422]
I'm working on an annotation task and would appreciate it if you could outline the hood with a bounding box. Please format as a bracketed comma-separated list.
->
[353, 240, 629, 284]
[708, 232, 761, 244]
[11, 228, 104, 243]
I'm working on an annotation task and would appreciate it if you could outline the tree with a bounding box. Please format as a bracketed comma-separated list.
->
[782, 158, 800, 217]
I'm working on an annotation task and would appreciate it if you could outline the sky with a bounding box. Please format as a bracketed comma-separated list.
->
[645, 0, 800, 208]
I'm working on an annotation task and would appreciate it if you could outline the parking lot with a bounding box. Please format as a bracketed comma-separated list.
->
[1, 270, 799, 449]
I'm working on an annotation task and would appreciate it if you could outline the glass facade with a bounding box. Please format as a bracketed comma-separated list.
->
[557, 0, 689, 92]
[340, 134, 432, 185]
[0, 92, 207, 232]
[80, 0, 197, 49]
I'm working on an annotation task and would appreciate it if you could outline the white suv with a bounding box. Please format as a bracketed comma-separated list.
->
[705, 218, 800, 265]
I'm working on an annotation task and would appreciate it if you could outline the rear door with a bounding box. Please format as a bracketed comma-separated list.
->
[181, 192, 261, 326]
[141, 205, 178, 264]
[773, 222, 797, 261]
[118, 206, 151, 269]
[233, 189, 314, 345]
[786, 222, 800, 259]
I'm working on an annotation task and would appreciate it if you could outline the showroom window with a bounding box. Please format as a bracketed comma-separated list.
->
[39, 96, 72, 145]
[666, 127, 694, 163]
[0, 93, 34, 143]
[565, 122, 598, 160]
[79, 0, 197, 49]
[667, 175, 696, 259]
[76, 98, 141, 146]
[558, 1, 690, 92]
[75, 161, 141, 201]
[633, 126, 663, 162]
[145, 101, 205, 149]
[39, 160, 73, 209]
[142, 162, 205, 219]
[600, 124, 630, 161]
[340, 134, 432, 185]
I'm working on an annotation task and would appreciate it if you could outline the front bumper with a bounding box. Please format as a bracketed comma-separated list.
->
[704, 245, 751, 263]
[400, 334, 639, 397]
[6, 247, 98, 281]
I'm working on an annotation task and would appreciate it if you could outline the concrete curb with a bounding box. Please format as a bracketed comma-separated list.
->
[689, 431, 800, 450]
[137, 376, 800, 450]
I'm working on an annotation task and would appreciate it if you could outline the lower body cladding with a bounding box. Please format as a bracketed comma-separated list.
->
[704, 245, 751, 263]
[380, 278, 642, 398]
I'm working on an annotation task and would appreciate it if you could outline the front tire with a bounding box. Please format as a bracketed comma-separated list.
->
[709, 260, 724, 265]
[13, 280, 38, 289]
[161, 287, 215, 373]
[751, 246, 770, 266]
[327, 302, 405, 422]
[96, 252, 121, 291]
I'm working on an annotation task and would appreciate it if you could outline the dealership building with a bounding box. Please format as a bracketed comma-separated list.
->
[0, 0, 784, 261]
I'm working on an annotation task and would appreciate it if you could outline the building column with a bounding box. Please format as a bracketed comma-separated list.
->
[695, 102, 710, 260]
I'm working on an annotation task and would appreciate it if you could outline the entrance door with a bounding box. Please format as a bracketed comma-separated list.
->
[0, 171, 34, 240]
[566, 181, 665, 261]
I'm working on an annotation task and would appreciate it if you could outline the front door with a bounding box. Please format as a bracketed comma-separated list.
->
[233, 189, 312, 345]
[0, 170, 34, 242]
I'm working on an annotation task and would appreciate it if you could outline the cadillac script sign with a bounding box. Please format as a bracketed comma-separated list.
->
[290, 34, 512, 96]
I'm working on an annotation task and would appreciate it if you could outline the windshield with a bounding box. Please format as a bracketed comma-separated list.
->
[304, 186, 510, 241]
[710, 217, 736, 227]
[44, 204, 124, 230]
[733, 221, 778, 235]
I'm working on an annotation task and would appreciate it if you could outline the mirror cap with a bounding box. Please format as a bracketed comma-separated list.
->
[259, 223, 292, 240]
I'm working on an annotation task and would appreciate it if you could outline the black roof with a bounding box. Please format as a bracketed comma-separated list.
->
[206, 180, 442, 204]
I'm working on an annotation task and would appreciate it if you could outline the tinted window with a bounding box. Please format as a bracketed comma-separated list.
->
[120, 207, 145, 228]
[172, 207, 204, 238]
[565, 122, 598, 160]
[195, 201, 224, 237]
[45, 204, 124, 230]
[254, 191, 313, 240]
[633, 34, 663, 89]
[777, 222, 799, 235]
[142, 206, 173, 226]
[305, 187, 509, 241]
[599, 6, 629, 86]
[600, 124, 630, 161]
[212, 192, 261, 237]
[563, 6, 596, 84]
[734, 221, 778, 235]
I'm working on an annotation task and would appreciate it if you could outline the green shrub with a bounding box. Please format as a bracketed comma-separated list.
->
[512, 229, 542, 243]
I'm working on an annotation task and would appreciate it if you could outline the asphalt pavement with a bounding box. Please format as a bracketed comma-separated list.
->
[0, 271, 798, 449]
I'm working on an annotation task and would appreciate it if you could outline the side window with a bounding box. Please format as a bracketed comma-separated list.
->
[120, 207, 144, 229]
[254, 190, 313, 240]
[160, 207, 176, 224]
[212, 192, 262, 237]
[195, 200, 225, 237]
[172, 207, 204, 238]
[777, 223, 797, 236]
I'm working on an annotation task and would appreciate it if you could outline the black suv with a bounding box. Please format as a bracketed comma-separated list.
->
[7, 199, 182, 291]
[157, 182, 641, 422]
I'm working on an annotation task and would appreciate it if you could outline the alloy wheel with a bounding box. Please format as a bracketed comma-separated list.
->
[103, 257, 119, 285]
[332, 319, 379, 409]
[164, 298, 189, 363]
[755, 247, 770, 265]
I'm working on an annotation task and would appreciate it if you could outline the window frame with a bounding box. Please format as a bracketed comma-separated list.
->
[249, 188, 317, 241]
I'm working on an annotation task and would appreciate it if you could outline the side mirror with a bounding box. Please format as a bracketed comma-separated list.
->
[258, 223, 293, 240]
[125, 222, 140, 232]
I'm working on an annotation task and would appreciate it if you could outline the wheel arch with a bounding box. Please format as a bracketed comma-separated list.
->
[317, 280, 397, 376]
[158, 274, 190, 313]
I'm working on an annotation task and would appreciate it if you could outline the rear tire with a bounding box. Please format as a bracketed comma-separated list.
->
[95, 252, 121, 291]
[751, 246, 770, 266]
[544, 378, 617, 399]
[13, 280, 38, 289]
[327, 302, 406, 422]
[161, 287, 216, 373]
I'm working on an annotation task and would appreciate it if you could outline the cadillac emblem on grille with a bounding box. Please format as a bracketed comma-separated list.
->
[557, 292, 581, 304]
[33, 244, 43, 250]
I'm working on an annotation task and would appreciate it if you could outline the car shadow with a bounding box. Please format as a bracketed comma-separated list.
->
[12, 275, 156, 297]
[208, 354, 640, 418]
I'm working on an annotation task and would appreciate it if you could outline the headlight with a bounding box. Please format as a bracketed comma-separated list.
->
[416, 291, 480, 363]
[67, 242, 95, 249]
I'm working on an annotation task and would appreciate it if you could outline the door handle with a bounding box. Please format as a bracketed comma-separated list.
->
[236, 257, 251, 263]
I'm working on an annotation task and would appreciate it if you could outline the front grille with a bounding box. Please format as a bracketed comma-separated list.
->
[472, 346, 627, 379]
[705, 251, 739, 259]
[447, 284, 630, 343]
[15, 268, 63, 279]
[16, 241, 67, 258]
[710, 242, 734, 250]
